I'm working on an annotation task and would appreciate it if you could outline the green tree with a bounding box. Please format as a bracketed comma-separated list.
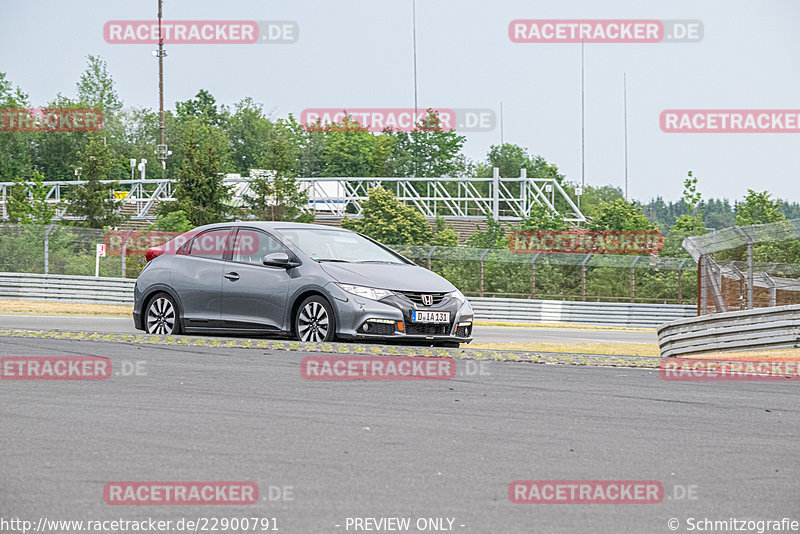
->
[662, 171, 707, 257]
[320, 116, 377, 177]
[151, 210, 194, 232]
[432, 217, 459, 247]
[735, 190, 785, 226]
[393, 110, 467, 178]
[571, 184, 624, 220]
[173, 118, 233, 226]
[466, 216, 508, 249]
[517, 202, 568, 231]
[244, 118, 312, 222]
[176, 89, 227, 127]
[735, 189, 800, 263]
[76, 55, 123, 115]
[483, 144, 564, 182]
[70, 135, 124, 228]
[244, 172, 312, 222]
[0, 72, 33, 181]
[226, 98, 271, 174]
[588, 199, 656, 231]
[6, 170, 55, 224]
[341, 187, 432, 245]
[29, 94, 89, 181]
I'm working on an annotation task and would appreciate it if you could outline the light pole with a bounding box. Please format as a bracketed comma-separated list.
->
[155, 0, 168, 177]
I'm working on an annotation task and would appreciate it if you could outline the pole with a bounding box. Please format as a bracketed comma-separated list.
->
[699, 256, 708, 315]
[500, 101, 504, 145]
[580, 39, 585, 191]
[44, 224, 55, 275]
[492, 167, 499, 219]
[411, 0, 419, 177]
[158, 0, 166, 179]
[747, 241, 754, 309]
[623, 72, 628, 200]
[412, 0, 418, 118]
[530, 253, 539, 299]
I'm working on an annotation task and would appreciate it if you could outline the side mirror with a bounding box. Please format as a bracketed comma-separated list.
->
[263, 252, 295, 268]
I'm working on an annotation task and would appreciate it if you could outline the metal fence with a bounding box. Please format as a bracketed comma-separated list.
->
[391, 244, 697, 304]
[0, 223, 700, 303]
[683, 219, 800, 314]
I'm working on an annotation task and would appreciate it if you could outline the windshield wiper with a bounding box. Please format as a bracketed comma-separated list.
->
[315, 258, 350, 263]
[356, 260, 403, 264]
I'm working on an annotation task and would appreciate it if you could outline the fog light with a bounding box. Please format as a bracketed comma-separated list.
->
[362, 323, 370, 332]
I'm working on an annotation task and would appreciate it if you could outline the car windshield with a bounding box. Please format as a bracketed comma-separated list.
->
[276, 228, 407, 264]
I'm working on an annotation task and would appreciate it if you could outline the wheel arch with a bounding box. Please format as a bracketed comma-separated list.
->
[141, 286, 185, 331]
[287, 288, 339, 338]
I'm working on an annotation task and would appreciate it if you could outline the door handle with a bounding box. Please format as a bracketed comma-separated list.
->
[224, 272, 240, 281]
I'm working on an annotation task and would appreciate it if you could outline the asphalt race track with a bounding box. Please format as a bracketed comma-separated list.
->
[0, 315, 658, 345]
[1, 335, 798, 533]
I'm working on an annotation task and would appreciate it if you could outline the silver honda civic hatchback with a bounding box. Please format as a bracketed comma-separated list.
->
[132, 222, 474, 345]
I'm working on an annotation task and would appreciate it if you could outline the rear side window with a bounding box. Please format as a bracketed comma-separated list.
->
[187, 229, 231, 260]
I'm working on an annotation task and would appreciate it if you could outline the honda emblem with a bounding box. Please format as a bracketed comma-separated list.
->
[422, 294, 433, 306]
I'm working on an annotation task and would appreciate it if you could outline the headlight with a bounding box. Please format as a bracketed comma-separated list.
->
[448, 289, 466, 304]
[338, 283, 392, 301]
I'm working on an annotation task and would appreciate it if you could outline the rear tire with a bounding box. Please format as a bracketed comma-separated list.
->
[295, 296, 335, 342]
[145, 292, 181, 335]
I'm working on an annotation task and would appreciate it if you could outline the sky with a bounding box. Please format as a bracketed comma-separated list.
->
[1, 0, 798, 204]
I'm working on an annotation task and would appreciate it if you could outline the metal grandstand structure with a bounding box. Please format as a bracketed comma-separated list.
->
[0, 171, 585, 223]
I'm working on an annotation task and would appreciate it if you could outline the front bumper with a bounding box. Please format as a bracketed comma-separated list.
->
[327, 283, 474, 343]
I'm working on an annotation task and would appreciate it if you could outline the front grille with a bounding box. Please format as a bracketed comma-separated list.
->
[406, 323, 451, 336]
[397, 291, 448, 306]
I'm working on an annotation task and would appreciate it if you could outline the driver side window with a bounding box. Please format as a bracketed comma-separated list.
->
[231, 229, 287, 265]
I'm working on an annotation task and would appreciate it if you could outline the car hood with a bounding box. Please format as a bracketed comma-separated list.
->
[319, 262, 455, 292]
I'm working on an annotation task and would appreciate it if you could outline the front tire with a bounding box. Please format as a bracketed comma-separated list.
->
[145, 293, 181, 335]
[295, 296, 335, 342]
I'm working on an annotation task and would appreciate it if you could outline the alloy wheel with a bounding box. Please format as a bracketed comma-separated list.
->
[297, 301, 330, 342]
[146, 297, 176, 335]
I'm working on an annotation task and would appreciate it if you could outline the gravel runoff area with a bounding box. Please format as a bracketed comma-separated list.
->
[0, 328, 661, 369]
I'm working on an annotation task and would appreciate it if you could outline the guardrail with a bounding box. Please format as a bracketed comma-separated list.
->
[469, 297, 694, 328]
[0, 272, 135, 306]
[658, 304, 800, 357]
[0, 273, 694, 327]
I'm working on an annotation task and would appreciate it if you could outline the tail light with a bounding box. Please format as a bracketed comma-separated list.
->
[145, 246, 165, 263]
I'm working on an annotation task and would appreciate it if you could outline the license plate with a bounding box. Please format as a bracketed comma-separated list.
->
[411, 311, 450, 323]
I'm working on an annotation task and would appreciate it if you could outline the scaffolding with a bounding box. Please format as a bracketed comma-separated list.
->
[0, 171, 585, 223]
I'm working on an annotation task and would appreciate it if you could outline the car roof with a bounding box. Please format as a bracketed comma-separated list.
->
[193, 221, 352, 232]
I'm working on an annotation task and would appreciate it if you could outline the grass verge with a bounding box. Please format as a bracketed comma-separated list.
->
[0, 300, 131, 317]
